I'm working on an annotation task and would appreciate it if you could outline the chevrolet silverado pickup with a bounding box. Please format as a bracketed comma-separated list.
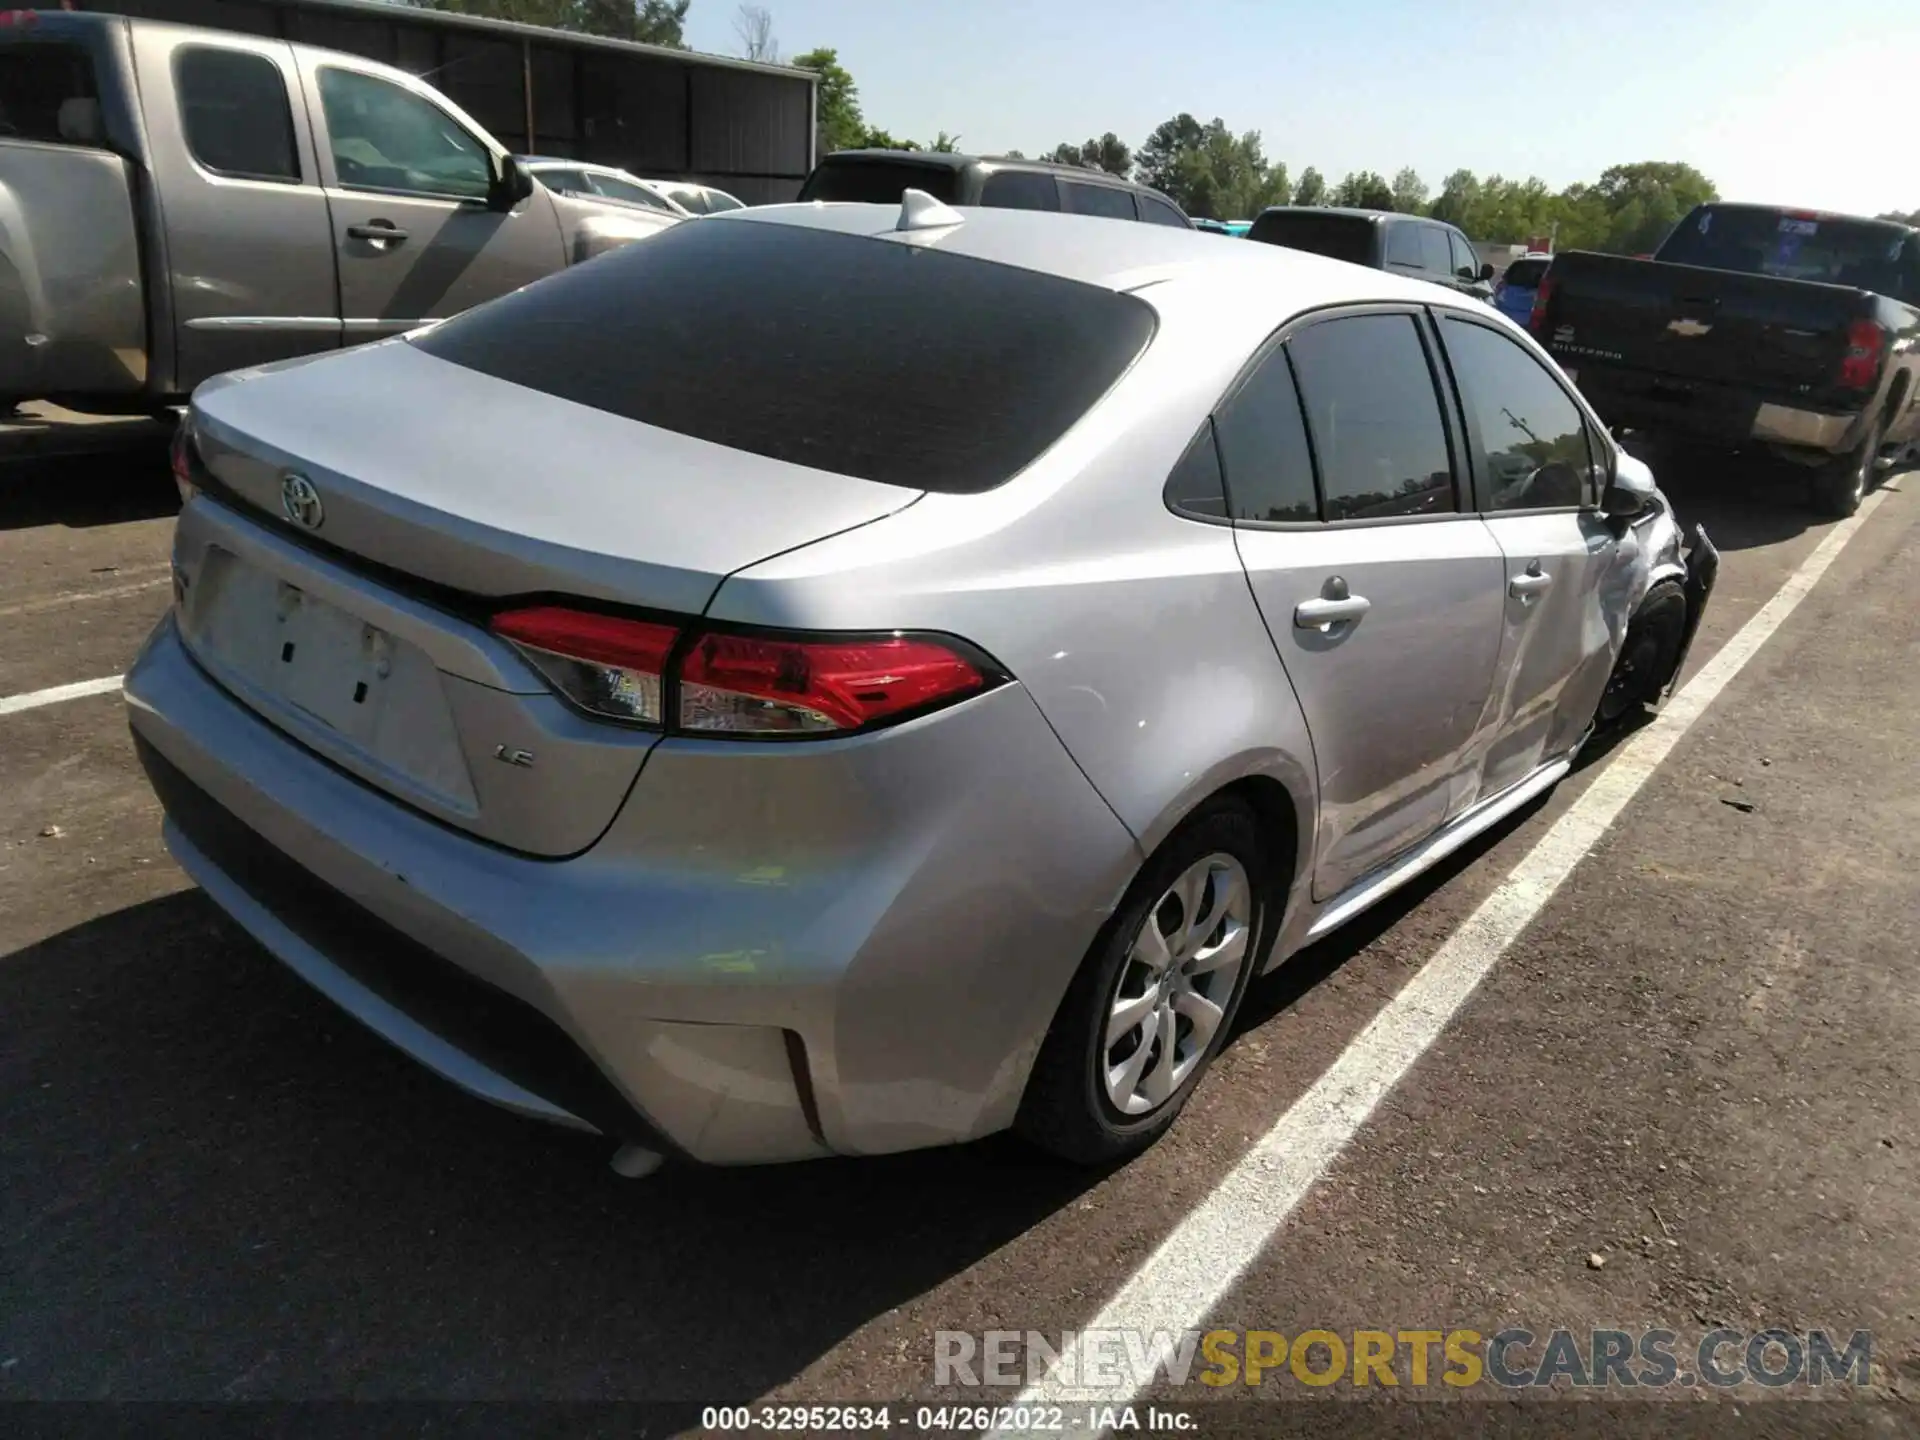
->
[0, 9, 674, 414]
[1529, 203, 1920, 516]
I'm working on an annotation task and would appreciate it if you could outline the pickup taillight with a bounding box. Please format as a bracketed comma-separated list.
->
[1528, 274, 1556, 335]
[1838, 319, 1886, 389]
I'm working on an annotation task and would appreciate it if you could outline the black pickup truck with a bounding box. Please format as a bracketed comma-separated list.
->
[1528, 203, 1920, 516]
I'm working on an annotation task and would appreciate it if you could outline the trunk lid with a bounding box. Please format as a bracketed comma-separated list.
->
[180, 339, 920, 856]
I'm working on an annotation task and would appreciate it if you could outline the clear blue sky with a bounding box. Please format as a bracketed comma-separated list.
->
[684, 0, 1918, 217]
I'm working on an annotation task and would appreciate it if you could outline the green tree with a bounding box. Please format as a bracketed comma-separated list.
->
[1292, 166, 1326, 207]
[1590, 161, 1716, 253]
[1390, 166, 1429, 215]
[791, 47, 864, 154]
[1045, 132, 1131, 176]
[856, 126, 917, 151]
[1133, 113, 1286, 217]
[1428, 169, 1480, 228]
[1333, 170, 1393, 210]
[1134, 113, 1208, 198]
[927, 131, 962, 153]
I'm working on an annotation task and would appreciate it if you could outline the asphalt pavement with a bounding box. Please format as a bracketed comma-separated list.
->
[0, 423, 1914, 1430]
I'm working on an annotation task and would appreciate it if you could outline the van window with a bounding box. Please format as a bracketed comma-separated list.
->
[1139, 195, 1190, 228]
[1419, 226, 1453, 275]
[1061, 180, 1137, 221]
[797, 157, 961, 204]
[1249, 212, 1375, 266]
[1385, 224, 1422, 268]
[412, 218, 1157, 494]
[0, 42, 102, 147]
[980, 169, 1059, 211]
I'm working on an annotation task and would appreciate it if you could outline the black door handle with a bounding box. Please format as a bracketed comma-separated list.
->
[347, 222, 409, 244]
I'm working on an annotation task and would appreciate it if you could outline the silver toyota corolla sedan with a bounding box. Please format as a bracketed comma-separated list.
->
[130, 196, 1717, 1172]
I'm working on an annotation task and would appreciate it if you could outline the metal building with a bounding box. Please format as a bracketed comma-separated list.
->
[77, 0, 818, 203]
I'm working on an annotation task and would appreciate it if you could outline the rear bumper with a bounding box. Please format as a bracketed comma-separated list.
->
[125, 615, 1139, 1165]
[1568, 365, 1867, 456]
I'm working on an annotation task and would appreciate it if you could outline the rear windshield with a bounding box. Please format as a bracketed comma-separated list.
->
[1657, 206, 1909, 291]
[410, 218, 1156, 493]
[1246, 212, 1375, 266]
[1502, 258, 1550, 288]
[0, 41, 102, 146]
[797, 158, 962, 205]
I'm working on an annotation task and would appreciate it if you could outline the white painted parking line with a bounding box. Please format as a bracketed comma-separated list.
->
[0, 571, 171, 620]
[0, 675, 126, 718]
[1001, 488, 1890, 1423]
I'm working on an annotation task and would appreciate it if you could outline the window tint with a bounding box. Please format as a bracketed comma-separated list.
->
[412, 218, 1156, 494]
[1384, 223, 1422, 268]
[176, 47, 299, 183]
[1501, 258, 1550, 289]
[1657, 205, 1908, 291]
[1163, 423, 1228, 521]
[535, 167, 589, 195]
[1213, 346, 1318, 523]
[667, 185, 711, 213]
[1419, 226, 1453, 275]
[702, 189, 745, 212]
[1288, 315, 1455, 521]
[318, 68, 491, 200]
[0, 42, 101, 146]
[1248, 212, 1375, 265]
[1140, 196, 1190, 228]
[1062, 181, 1137, 221]
[980, 169, 1059, 211]
[587, 173, 675, 212]
[797, 158, 959, 204]
[1449, 231, 1480, 279]
[1440, 317, 1592, 510]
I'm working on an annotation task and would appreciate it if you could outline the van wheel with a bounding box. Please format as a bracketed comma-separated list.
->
[1017, 799, 1275, 1166]
[1597, 580, 1688, 727]
[1808, 417, 1881, 518]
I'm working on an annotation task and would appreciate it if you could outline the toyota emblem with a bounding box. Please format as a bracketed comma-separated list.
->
[280, 473, 325, 530]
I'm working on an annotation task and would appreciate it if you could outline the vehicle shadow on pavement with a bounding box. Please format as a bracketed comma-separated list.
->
[0, 891, 1099, 1401]
[0, 447, 179, 532]
[1648, 445, 1911, 556]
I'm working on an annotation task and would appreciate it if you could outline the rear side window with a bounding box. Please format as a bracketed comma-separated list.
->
[1062, 180, 1137, 221]
[798, 159, 960, 204]
[1248, 212, 1376, 266]
[0, 41, 100, 146]
[980, 169, 1059, 211]
[1502, 258, 1550, 289]
[412, 219, 1156, 494]
[1163, 423, 1228, 521]
[1213, 346, 1318, 523]
[1139, 195, 1190, 228]
[176, 47, 300, 183]
[1440, 317, 1592, 510]
[1287, 314, 1456, 521]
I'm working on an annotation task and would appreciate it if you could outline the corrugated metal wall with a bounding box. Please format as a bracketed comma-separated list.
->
[84, 0, 814, 200]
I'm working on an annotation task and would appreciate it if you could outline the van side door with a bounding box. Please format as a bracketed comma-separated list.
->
[295, 53, 566, 341]
[127, 25, 339, 390]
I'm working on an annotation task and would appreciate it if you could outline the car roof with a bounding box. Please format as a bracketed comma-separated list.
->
[720, 201, 1462, 308]
[1255, 206, 1451, 227]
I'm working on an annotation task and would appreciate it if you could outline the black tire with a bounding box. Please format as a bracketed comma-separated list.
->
[1016, 799, 1277, 1166]
[1808, 416, 1882, 518]
[1596, 579, 1688, 728]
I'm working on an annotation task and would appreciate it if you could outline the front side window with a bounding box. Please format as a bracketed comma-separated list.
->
[980, 168, 1059, 211]
[1439, 316, 1592, 510]
[1061, 180, 1137, 221]
[535, 167, 589, 196]
[176, 47, 299, 183]
[1212, 345, 1318, 522]
[1449, 231, 1480, 279]
[318, 67, 491, 201]
[1419, 226, 1453, 276]
[587, 173, 676, 212]
[1287, 314, 1456, 521]
[701, 189, 745, 213]
[1384, 224, 1422, 269]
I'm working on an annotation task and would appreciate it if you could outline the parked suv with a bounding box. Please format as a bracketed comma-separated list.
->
[797, 149, 1193, 228]
[1248, 207, 1495, 301]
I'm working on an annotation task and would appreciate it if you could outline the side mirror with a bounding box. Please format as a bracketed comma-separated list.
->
[1602, 450, 1657, 530]
[488, 153, 536, 212]
[1478, 261, 1496, 282]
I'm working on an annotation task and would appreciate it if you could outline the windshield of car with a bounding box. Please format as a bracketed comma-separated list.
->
[1502, 258, 1551, 289]
[1245, 212, 1375, 266]
[411, 219, 1156, 493]
[797, 158, 962, 204]
[1656, 206, 1908, 291]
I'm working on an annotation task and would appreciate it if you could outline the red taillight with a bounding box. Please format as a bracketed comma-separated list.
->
[1839, 318, 1885, 389]
[1528, 273, 1556, 335]
[169, 420, 200, 504]
[491, 607, 679, 725]
[490, 606, 995, 737]
[679, 632, 985, 735]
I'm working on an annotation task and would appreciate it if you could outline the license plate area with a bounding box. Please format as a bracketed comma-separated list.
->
[181, 547, 479, 814]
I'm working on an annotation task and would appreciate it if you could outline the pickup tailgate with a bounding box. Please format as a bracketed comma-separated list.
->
[0, 139, 145, 400]
[1544, 251, 1870, 396]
